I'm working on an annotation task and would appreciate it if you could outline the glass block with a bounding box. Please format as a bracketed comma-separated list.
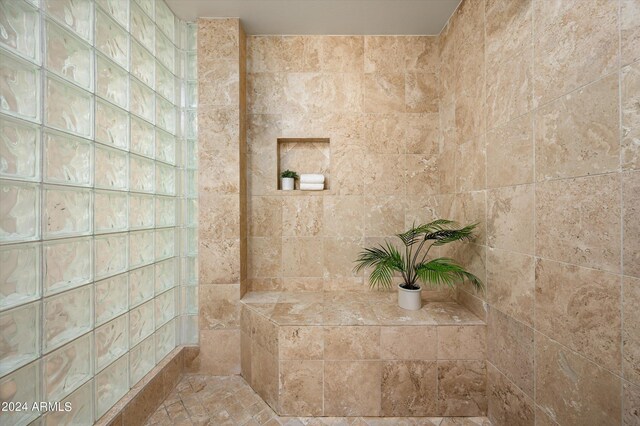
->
[187, 24, 197, 51]
[0, 0, 40, 63]
[43, 284, 93, 353]
[43, 332, 92, 402]
[129, 335, 153, 385]
[95, 273, 128, 326]
[186, 109, 197, 139]
[43, 185, 92, 239]
[96, 0, 129, 30]
[129, 264, 153, 307]
[130, 39, 154, 89]
[44, 380, 93, 426]
[154, 288, 175, 329]
[155, 0, 175, 43]
[43, 237, 92, 296]
[95, 190, 128, 233]
[96, 54, 128, 109]
[187, 227, 198, 256]
[0, 302, 39, 376]
[95, 144, 128, 190]
[187, 139, 198, 170]
[181, 315, 198, 345]
[155, 258, 175, 294]
[95, 7, 128, 70]
[155, 95, 176, 135]
[95, 354, 128, 419]
[0, 180, 39, 243]
[175, 50, 186, 83]
[45, 74, 93, 139]
[43, 129, 92, 187]
[155, 29, 174, 72]
[154, 318, 175, 362]
[155, 61, 175, 103]
[133, 0, 154, 19]
[155, 196, 176, 227]
[95, 314, 128, 371]
[129, 230, 154, 268]
[129, 193, 154, 229]
[155, 162, 175, 196]
[0, 115, 40, 181]
[130, 77, 154, 123]
[0, 50, 40, 122]
[0, 361, 40, 426]
[187, 52, 196, 80]
[182, 286, 198, 315]
[130, 2, 154, 53]
[129, 154, 154, 193]
[130, 116, 154, 158]
[94, 233, 128, 280]
[95, 99, 129, 150]
[155, 228, 174, 261]
[186, 199, 197, 226]
[129, 300, 153, 346]
[187, 81, 198, 108]
[44, 0, 92, 42]
[186, 170, 197, 198]
[155, 129, 175, 165]
[45, 19, 93, 91]
[185, 256, 198, 285]
[0, 243, 39, 310]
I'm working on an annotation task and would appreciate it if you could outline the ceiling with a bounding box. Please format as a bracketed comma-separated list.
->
[165, 0, 462, 35]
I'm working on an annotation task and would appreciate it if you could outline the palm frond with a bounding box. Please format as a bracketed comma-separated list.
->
[426, 223, 478, 246]
[414, 257, 484, 290]
[353, 242, 405, 290]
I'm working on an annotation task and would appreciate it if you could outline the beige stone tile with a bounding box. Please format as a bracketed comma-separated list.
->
[324, 326, 380, 360]
[372, 303, 437, 326]
[364, 196, 405, 238]
[279, 360, 324, 416]
[330, 143, 365, 195]
[249, 196, 282, 237]
[535, 174, 621, 273]
[322, 300, 377, 325]
[535, 258, 622, 372]
[248, 237, 282, 278]
[455, 134, 486, 192]
[282, 237, 323, 278]
[623, 381, 640, 426]
[198, 60, 240, 108]
[486, 113, 534, 188]
[406, 153, 449, 196]
[487, 184, 534, 254]
[437, 360, 487, 416]
[322, 196, 364, 238]
[270, 302, 324, 326]
[405, 72, 439, 113]
[250, 343, 278, 409]
[487, 248, 534, 326]
[199, 194, 240, 240]
[405, 112, 441, 155]
[197, 329, 241, 375]
[364, 73, 405, 113]
[624, 171, 640, 277]
[487, 308, 534, 397]
[486, 51, 533, 130]
[198, 18, 239, 60]
[404, 36, 439, 73]
[438, 326, 486, 360]
[457, 290, 487, 323]
[364, 154, 406, 196]
[279, 326, 324, 360]
[486, 363, 534, 426]
[241, 330, 252, 383]
[322, 237, 363, 279]
[247, 73, 287, 114]
[405, 194, 456, 228]
[364, 36, 406, 73]
[198, 107, 241, 194]
[324, 361, 382, 416]
[485, 0, 532, 70]
[282, 277, 324, 292]
[533, 0, 618, 105]
[622, 62, 640, 171]
[199, 238, 241, 285]
[535, 74, 619, 181]
[535, 332, 621, 425]
[282, 196, 324, 237]
[251, 312, 279, 355]
[381, 360, 438, 416]
[623, 276, 640, 385]
[123, 374, 163, 425]
[452, 191, 487, 245]
[364, 113, 407, 154]
[428, 302, 485, 326]
[380, 326, 437, 360]
[319, 36, 364, 72]
[622, 0, 640, 66]
[199, 284, 240, 329]
[323, 73, 365, 113]
[247, 36, 306, 73]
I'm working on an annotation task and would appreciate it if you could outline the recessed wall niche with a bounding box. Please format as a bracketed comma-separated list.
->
[277, 138, 330, 190]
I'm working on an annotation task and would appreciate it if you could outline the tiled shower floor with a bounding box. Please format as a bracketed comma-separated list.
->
[145, 374, 492, 426]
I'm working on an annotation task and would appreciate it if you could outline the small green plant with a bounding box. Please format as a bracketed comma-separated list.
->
[280, 170, 299, 179]
[354, 219, 484, 291]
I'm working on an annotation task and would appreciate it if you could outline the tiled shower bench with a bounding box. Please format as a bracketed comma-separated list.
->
[240, 291, 487, 417]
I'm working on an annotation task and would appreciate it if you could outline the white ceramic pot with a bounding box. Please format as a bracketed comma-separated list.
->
[281, 177, 294, 190]
[398, 284, 422, 310]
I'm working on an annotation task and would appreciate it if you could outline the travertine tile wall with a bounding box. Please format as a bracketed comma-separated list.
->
[441, 0, 640, 425]
[196, 18, 246, 375]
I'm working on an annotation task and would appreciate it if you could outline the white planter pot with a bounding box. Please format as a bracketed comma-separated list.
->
[281, 177, 294, 190]
[398, 284, 422, 310]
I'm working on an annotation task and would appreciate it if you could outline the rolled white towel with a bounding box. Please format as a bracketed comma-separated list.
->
[299, 173, 325, 184]
[299, 183, 324, 191]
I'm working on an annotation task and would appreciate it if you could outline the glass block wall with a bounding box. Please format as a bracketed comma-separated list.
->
[0, 0, 198, 424]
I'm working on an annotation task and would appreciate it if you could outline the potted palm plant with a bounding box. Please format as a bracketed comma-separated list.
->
[354, 219, 484, 310]
[280, 170, 298, 191]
